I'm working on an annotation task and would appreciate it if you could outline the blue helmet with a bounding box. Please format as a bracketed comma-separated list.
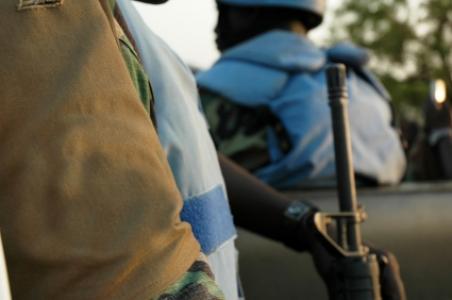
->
[217, 0, 326, 28]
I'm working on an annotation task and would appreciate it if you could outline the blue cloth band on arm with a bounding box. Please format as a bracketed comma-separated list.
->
[181, 185, 236, 254]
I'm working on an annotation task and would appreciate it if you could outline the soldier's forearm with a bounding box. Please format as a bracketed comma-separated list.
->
[218, 153, 293, 242]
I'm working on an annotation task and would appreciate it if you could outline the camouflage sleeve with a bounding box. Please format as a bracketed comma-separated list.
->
[115, 19, 154, 116]
[155, 255, 225, 300]
[200, 89, 283, 171]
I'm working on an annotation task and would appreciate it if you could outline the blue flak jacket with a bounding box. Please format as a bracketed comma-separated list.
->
[140, 33, 236, 255]
[117, 0, 236, 255]
[198, 30, 406, 189]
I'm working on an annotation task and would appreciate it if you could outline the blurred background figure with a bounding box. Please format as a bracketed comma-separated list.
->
[407, 79, 452, 180]
[197, 0, 406, 189]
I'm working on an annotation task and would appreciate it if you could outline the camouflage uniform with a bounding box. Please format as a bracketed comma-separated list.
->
[201, 90, 290, 172]
[198, 32, 406, 188]
[156, 257, 225, 300]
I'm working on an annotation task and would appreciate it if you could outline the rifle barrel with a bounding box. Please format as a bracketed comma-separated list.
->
[326, 64, 362, 252]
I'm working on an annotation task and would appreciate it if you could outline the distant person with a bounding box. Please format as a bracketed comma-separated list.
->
[198, 0, 407, 189]
[0, 0, 223, 299]
[408, 81, 452, 180]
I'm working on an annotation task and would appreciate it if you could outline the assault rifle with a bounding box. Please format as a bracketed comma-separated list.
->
[313, 64, 381, 300]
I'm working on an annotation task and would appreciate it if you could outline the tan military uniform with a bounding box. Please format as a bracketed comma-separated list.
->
[0, 0, 199, 299]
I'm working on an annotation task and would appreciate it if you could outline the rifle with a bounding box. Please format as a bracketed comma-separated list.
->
[313, 64, 381, 300]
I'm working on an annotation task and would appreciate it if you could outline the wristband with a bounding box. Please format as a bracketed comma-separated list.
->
[282, 200, 319, 252]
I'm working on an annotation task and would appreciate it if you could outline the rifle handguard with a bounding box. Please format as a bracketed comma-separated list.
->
[327, 254, 381, 300]
[313, 209, 368, 258]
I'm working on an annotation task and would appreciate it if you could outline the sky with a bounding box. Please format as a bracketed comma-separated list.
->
[133, 0, 219, 69]
[134, 0, 341, 69]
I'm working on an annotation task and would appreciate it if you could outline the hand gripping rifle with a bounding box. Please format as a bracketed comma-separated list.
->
[314, 64, 382, 300]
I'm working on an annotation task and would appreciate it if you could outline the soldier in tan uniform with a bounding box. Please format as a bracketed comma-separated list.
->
[0, 0, 223, 299]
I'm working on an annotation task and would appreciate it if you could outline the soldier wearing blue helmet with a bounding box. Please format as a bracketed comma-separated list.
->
[198, 0, 407, 298]
[199, 0, 406, 188]
[218, 0, 325, 28]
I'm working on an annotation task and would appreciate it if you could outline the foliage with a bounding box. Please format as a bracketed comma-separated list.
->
[328, 0, 452, 119]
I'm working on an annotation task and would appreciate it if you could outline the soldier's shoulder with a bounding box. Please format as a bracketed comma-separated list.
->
[197, 59, 290, 105]
[326, 42, 370, 68]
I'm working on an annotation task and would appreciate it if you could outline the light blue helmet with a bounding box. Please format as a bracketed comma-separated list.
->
[217, 0, 326, 28]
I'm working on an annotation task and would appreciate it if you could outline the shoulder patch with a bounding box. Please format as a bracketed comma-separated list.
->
[17, 0, 63, 11]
